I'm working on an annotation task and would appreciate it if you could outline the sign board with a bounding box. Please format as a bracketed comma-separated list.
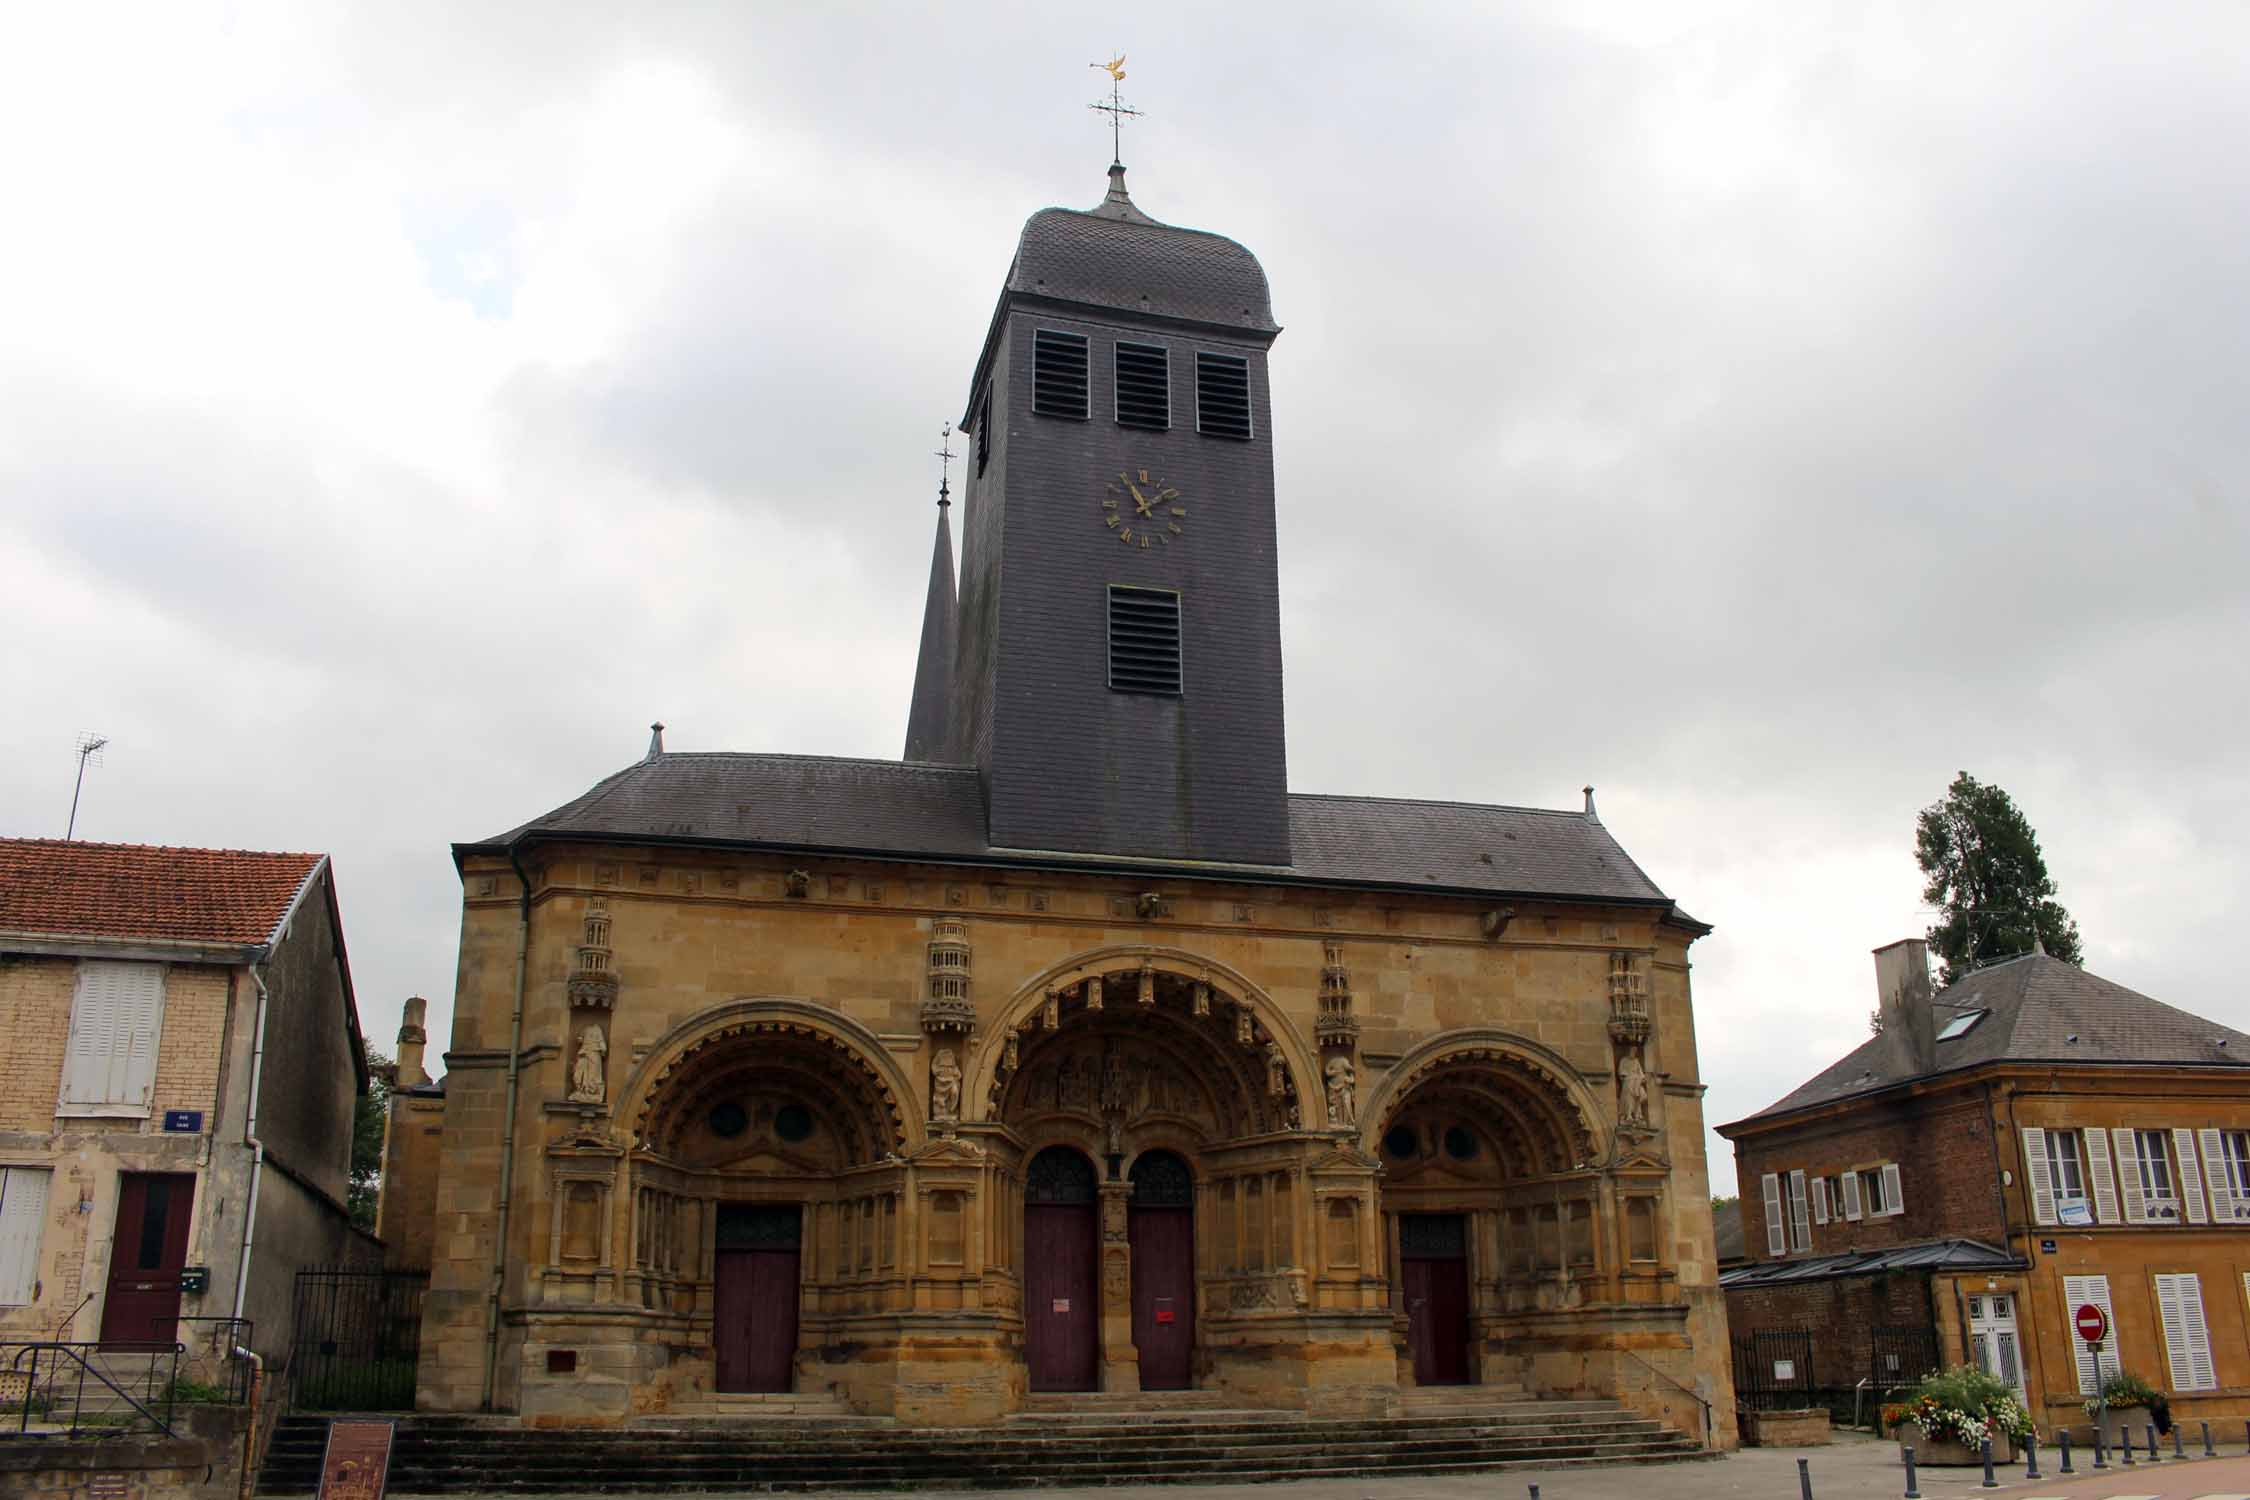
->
[1051, 1298, 1070, 1314]
[88, 1476, 127, 1500]
[2040, 1238, 2058, 1254]
[316, 1418, 396, 1500]
[161, 1110, 203, 1133]
[2058, 1200, 2094, 1227]
[179, 1266, 209, 1293]
[1155, 1299, 1176, 1325]
[2074, 1303, 2109, 1344]
[1772, 1359, 1795, 1381]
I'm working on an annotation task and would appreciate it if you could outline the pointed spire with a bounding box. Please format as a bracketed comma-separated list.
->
[903, 439, 959, 763]
[1583, 785, 1600, 822]
[646, 722, 665, 760]
[1094, 161, 1157, 225]
[2031, 925, 2047, 957]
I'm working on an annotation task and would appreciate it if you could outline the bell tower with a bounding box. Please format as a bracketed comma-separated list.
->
[925, 161, 1290, 866]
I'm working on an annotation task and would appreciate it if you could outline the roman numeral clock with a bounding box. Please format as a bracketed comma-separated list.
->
[1102, 469, 1185, 548]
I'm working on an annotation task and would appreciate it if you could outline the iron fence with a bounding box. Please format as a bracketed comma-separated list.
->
[289, 1267, 427, 1410]
[2, 1341, 186, 1438]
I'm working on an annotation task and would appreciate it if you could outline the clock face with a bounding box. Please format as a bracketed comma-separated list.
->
[1101, 469, 1185, 549]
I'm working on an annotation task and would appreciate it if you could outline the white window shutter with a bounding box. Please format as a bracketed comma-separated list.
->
[2198, 1129, 2234, 1222]
[2022, 1129, 2056, 1225]
[1840, 1169, 1863, 1221]
[2062, 1274, 2121, 1394]
[2112, 1128, 2146, 1224]
[2173, 1129, 2208, 1223]
[123, 965, 165, 1108]
[61, 962, 127, 1106]
[0, 1168, 51, 1304]
[2085, 1129, 2121, 1224]
[2181, 1277, 2215, 1390]
[2154, 1274, 2216, 1392]
[1762, 1173, 1786, 1257]
[1881, 1162, 1904, 1217]
[1788, 1169, 1811, 1251]
[1813, 1176, 1829, 1225]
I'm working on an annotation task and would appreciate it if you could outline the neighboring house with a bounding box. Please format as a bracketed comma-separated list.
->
[0, 839, 373, 1369]
[1717, 937, 2250, 1435]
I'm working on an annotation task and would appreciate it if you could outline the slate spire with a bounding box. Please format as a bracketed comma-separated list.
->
[903, 469, 957, 763]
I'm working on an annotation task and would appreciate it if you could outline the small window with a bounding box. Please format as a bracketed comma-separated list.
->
[1032, 329, 1090, 420]
[2048, 1129, 2087, 1205]
[2223, 1130, 2250, 1201]
[775, 1103, 814, 1143]
[1114, 342, 1170, 429]
[1382, 1125, 1419, 1160]
[2135, 1129, 2177, 1210]
[1936, 1008, 1988, 1041]
[1442, 1126, 1477, 1161]
[1859, 1166, 1888, 1216]
[1194, 351, 1252, 439]
[1107, 585, 1182, 696]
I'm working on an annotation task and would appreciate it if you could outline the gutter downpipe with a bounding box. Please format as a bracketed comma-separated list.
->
[480, 844, 534, 1411]
[230, 962, 273, 1324]
[233, 1346, 264, 1500]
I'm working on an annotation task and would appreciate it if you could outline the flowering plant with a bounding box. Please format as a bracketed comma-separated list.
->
[2083, 1369, 2159, 1418]
[1905, 1366, 2035, 1445]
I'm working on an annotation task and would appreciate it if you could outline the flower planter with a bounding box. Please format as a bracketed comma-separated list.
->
[1908, 1435, 2015, 1466]
[1742, 1408, 1831, 1447]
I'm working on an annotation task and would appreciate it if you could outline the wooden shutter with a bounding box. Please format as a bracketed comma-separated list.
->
[2085, 1128, 2121, 1224]
[122, 965, 165, 1108]
[2062, 1274, 2121, 1394]
[1812, 1176, 1829, 1226]
[0, 1168, 50, 1304]
[1840, 1169, 1863, 1221]
[2022, 1129, 2056, 1225]
[2199, 1129, 2236, 1222]
[1881, 1162, 1904, 1217]
[1761, 1173, 1786, 1257]
[2154, 1274, 2216, 1391]
[2113, 1128, 2147, 1223]
[1788, 1170, 1811, 1251]
[61, 960, 164, 1110]
[2172, 1129, 2208, 1223]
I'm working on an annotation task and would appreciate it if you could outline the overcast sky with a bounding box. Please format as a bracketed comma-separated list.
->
[5, 3, 2246, 1197]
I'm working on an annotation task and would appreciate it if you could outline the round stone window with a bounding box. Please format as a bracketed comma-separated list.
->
[1382, 1125, 1419, 1160]
[708, 1101, 747, 1139]
[775, 1103, 814, 1143]
[1444, 1125, 1478, 1161]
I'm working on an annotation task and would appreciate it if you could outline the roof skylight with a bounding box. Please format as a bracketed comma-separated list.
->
[1936, 1008, 1988, 1042]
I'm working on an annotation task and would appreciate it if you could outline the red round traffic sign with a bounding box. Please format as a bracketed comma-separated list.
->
[2075, 1303, 2109, 1342]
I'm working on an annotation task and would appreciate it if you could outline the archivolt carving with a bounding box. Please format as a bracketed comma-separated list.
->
[618, 998, 920, 1160]
[1359, 1029, 1605, 1171]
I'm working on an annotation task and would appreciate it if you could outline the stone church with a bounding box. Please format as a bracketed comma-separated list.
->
[397, 160, 1736, 1439]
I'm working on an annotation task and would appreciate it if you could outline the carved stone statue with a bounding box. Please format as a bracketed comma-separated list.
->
[930, 1046, 961, 1124]
[1099, 1051, 1129, 1115]
[1323, 1054, 1357, 1128]
[568, 1025, 608, 1104]
[1618, 1048, 1651, 1129]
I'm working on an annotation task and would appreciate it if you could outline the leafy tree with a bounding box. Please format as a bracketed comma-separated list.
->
[349, 1046, 393, 1230]
[1915, 773, 2082, 986]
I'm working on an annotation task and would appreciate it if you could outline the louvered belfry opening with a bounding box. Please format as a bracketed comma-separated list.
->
[1107, 585, 1183, 695]
[1032, 329, 1090, 419]
[974, 387, 992, 473]
[1114, 342, 1170, 429]
[1195, 352, 1252, 439]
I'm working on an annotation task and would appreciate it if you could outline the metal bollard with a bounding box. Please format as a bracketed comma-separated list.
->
[1798, 1455, 1813, 1499]
[2024, 1430, 2041, 1479]
[2204, 1419, 2216, 1457]
[1901, 1443, 1921, 1500]
[2058, 1427, 2074, 1473]
[2174, 1423, 2186, 1459]
[2148, 1421, 2161, 1460]
[2121, 1424, 2135, 1463]
[1980, 1435, 1998, 1488]
[1528, 1486, 1539, 1500]
[2093, 1425, 2107, 1468]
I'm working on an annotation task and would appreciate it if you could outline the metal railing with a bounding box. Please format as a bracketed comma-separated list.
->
[2, 1341, 184, 1439]
[1617, 1346, 1715, 1448]
[289, 1267, 427, 1410]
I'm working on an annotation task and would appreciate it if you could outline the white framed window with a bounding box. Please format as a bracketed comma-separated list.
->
[0, 1167, 51, 1305]
[1854, 1163, 1904, 1217]
[2153, 1273, 2217, 1391]
[2203, 1128, 2250, 1222]
[2062, 1275, 2122, 1394]
[2026, 1128, 2094, 1226]
[2124, 1129, 2180, 1223]
[2226, 1131, 2250, 1198]
[58, 960, 167, 1117]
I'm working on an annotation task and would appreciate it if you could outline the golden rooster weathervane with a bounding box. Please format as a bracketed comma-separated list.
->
[1089, 54, 1142, 166]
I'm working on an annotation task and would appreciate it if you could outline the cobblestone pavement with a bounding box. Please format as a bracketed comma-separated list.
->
[476, 1431, 2250, 1500]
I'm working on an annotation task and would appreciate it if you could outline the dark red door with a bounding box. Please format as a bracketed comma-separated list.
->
[1129, 1150, 1196, 1390]
[101, 1173, 195, 1347]
[1401, 1214, 1470, 1386]
[1024, 1147, 1099, 1392]
[714, 1204, 801, 1393]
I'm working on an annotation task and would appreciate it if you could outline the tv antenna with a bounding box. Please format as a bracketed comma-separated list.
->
[67, 733, 108, 840]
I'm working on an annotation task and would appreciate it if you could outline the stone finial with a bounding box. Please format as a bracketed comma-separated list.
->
[1316, 941, 1359, 1049]
[568, 902, 620, 1011]
[1606, 951, 1650, 1047]
[395, 995, 430, 1088]
[921, 919, 975, 1038]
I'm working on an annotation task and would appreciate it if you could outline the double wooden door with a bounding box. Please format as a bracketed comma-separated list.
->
[714, 1204, 801, 1393]
[101, 1173, 195, 1347]
[1128, 1150, 1195, 1390]
[1400, 1213, 1471, 1386]
[1024, 1147, 1099, 1392]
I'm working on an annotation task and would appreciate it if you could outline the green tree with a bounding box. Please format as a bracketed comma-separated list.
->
[349, 1046, 392, 1230]
[1915, 772, 2083, 986]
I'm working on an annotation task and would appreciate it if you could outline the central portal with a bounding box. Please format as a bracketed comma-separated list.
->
[1400, 1212, 1470, 1386]
[1023, 1147, 1099, 1391]
[714, 1204, 802, 1392]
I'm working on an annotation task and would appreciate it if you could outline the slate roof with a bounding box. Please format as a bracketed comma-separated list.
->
[1732, 952, 2250, 1126]
[0, 838, 324, 949]
[1718, 1237, 2023, 1289]
[466, 752, 1680, 908]
[1007, 166, 1277, 334]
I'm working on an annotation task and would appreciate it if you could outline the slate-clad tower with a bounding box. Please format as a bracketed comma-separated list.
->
[937, 165, 1290, 865]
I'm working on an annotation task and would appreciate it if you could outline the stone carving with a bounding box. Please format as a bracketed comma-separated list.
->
[921, 920, 975, 1037]
[930, 1047, 961, 1125]
[1323, 1055, 1357, 1128]
[1024, 1044, 1209, 1122]
[1083, 975, 1104, 1011]
[1617, 1048, 1652, 1132]
[783, 869, 812, 899]
[1043, 989, 1061, 1029]
[1265, 1043, 1287, 1098]
[1480, 905, 1516, 940]
[567, 903, 619, 1010]
[1102, 1194, 1128, 1242]
[568, 1025, 608, 1104]
[1100, 1051, 1130, 1115]
[1229, 1277, 1279, 1311]
[1103, 1250, 1129, 1302]
[1316, 942, 1359, 1048]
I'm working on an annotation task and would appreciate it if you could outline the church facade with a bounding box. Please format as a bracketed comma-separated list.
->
[400, 164, 1737, 1440]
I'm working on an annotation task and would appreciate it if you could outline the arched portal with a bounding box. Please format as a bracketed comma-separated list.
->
[1360, 1031, 1610, 1387]
[1023, 1146, 1100, 1392]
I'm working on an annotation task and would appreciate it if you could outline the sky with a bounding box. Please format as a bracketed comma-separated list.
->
[3, 3, 2246, 1198]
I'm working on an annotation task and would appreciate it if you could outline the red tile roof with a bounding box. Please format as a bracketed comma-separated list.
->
[0, 838, 324, 948]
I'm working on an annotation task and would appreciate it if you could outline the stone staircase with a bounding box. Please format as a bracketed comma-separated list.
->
[257, 1387, 1709, 1493]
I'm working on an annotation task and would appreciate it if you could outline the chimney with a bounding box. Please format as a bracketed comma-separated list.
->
[1872, 939, 1937, 1072]
[395, 995, 430, 1088]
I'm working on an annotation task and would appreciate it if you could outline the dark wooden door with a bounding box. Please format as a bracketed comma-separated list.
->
[1024, 1146, 1100, 1393]
[1128, 1149, 1196, 1390]
[713, 1203, 801, 1393]
[1401, 1213, 1470, 1386]
[101, 1173, 195, 1346]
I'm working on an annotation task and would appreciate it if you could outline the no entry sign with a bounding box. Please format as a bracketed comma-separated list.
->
[2075, 1303, 2109, 1343]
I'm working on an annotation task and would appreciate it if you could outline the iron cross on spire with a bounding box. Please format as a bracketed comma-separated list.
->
[1089, 54, 1142, 166]
[934, 420, 956, 508]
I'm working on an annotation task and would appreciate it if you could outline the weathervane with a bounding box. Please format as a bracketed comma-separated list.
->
[1089, 54, 1142, 166]
[934, 421, 956, 508]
